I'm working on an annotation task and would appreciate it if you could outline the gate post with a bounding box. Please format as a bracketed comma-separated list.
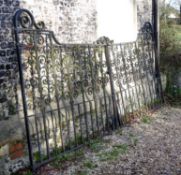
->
[13, 9, 34, 171]
[104, 42, 121, 129]
[152, 0, 164, 103]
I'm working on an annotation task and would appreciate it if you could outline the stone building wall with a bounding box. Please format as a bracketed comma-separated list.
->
[0, 0, 154, 174]
[0, 1, 97, 174]
[137, 0, 153, 30]
[0, 0, 97, 119]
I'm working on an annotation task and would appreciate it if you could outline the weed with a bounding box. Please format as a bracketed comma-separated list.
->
[141, 116, 152, 124]
[12, 170, 33, 175]
[24, 171, 33, 175]
[33, 152, 47, 162]
[115, 128, 123, 135]
[87, 138, 104, 152]
[129, 133, 138, 146]
[75, 170, 88, 175]
[98, 144, 128, 161]
[51, 149, 84, 169]
[83, 160, 97, 169]
[113, 144, 128, 154]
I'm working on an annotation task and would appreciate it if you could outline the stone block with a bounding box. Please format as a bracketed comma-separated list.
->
[0, 50, 6, 57]
[9, 142, 25, 160]
[0, 116, 24, 146]
[0, 144, 9, 157]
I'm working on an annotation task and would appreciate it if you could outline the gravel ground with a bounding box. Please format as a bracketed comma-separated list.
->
[39, 106, 181, 175]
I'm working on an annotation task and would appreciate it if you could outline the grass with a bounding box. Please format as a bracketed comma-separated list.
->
[83, 159, 97, 169]
[75, 170, 88, 175]
[51, 149, 84, 169]
[33, 151, 47, 162]
[98, 144, 128, 161]
[11, 170, 33, 175]
[173, 24, 181, 42]
[129, 133, 138, 146]
[115, 128, 123, 135]
[141, 115, 152, 124]
[87, 138, 105, 152]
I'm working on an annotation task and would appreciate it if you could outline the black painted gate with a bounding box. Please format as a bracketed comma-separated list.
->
[13, 9, 163, 171]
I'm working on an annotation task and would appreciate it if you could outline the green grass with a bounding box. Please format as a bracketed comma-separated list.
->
[129, 133, 138, 146]
[115, 128, 123, 135]
[83, 160, 97, 169]
[33, 151, 47, 162]
[51, 149, 84, 169]
[75, 170, 88, 175]
[98, 144, 128, 161]
[141, 116, 152, 124]
[173, 24, 181, 41]
[11, 171, 33, 175]
[87, 138, 105, 152]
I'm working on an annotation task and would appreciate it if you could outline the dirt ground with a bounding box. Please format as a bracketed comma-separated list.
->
[38, 105, 181, 175]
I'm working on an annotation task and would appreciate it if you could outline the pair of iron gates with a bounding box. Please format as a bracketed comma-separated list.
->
[13, 9, 163, 171]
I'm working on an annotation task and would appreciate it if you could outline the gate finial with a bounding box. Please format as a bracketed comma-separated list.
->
[13, 9, 45, 30]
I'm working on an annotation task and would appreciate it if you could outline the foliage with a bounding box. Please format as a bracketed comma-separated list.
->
[141, 115, 152, 124]
[51, 149, 84, 169]
[129, 133, 138, 146]
[160, 23, 178, 59]
[160, 0, 181, 71]
[98, 144, 128, 161]
[75, 170, 88, 175]
[11, 170, 33, 175]
[160, 0, 181, 100]
[83, 159, 97, 169]
[87, 138, 105, 152]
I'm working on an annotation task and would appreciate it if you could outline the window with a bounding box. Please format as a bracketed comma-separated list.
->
[96, 0, 137, 43]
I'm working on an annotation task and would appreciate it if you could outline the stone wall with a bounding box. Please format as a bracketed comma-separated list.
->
[20, 0, 97, 43]
[137, 0, 152, 30]
[0, 0, 97, 119]
[0, 1, 97, 174]
[0, 0, 154, 174]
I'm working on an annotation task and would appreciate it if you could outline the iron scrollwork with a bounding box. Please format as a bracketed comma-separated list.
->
[13, 8, 161, 172]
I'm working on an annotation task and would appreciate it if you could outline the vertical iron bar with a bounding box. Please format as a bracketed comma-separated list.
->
[29, 44, 42, 162]
[57, 46, 65, 151]
[128, 43, 141, 109]
[89, 101, 94, 137]
[45, 34, 57, 148]
[99, 98, 105, 134]
[34, 32, 50, 159]
[99, 47, 109, 131]
[88, 46, 99, 133]
[134, 42, 147, 107]
[77, 103, 83, 143]
[119, 44, 134, 113]
[111, 44, 126, 118]
[65, 110, 71, 149]
[49, 43, 64, 151]
[13, 29, 34, 170]
[77, 47, 89, 140]
[147, 36, 157, 103]
[69, 48, 77, 147]
[104, 45, 120, 129]
[140, 35, 154, 106]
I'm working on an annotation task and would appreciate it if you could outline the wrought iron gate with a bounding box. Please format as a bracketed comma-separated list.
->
[13, 9, 163, 171]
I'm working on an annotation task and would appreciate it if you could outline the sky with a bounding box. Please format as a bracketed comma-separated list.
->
[166, 0, 181, 9]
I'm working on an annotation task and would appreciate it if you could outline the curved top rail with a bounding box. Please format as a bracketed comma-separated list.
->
[13, 9, 45, 30]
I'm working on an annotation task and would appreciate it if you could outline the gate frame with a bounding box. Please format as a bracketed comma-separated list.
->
[13, 3, 164, 172]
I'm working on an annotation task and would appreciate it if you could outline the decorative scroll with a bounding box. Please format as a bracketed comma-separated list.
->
[13, 9, 161, 171]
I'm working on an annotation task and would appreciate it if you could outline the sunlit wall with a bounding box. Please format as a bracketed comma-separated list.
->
[96, 0, 137, 43]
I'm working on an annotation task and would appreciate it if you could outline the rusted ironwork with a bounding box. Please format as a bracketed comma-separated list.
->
[13, 9, 163, 172]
